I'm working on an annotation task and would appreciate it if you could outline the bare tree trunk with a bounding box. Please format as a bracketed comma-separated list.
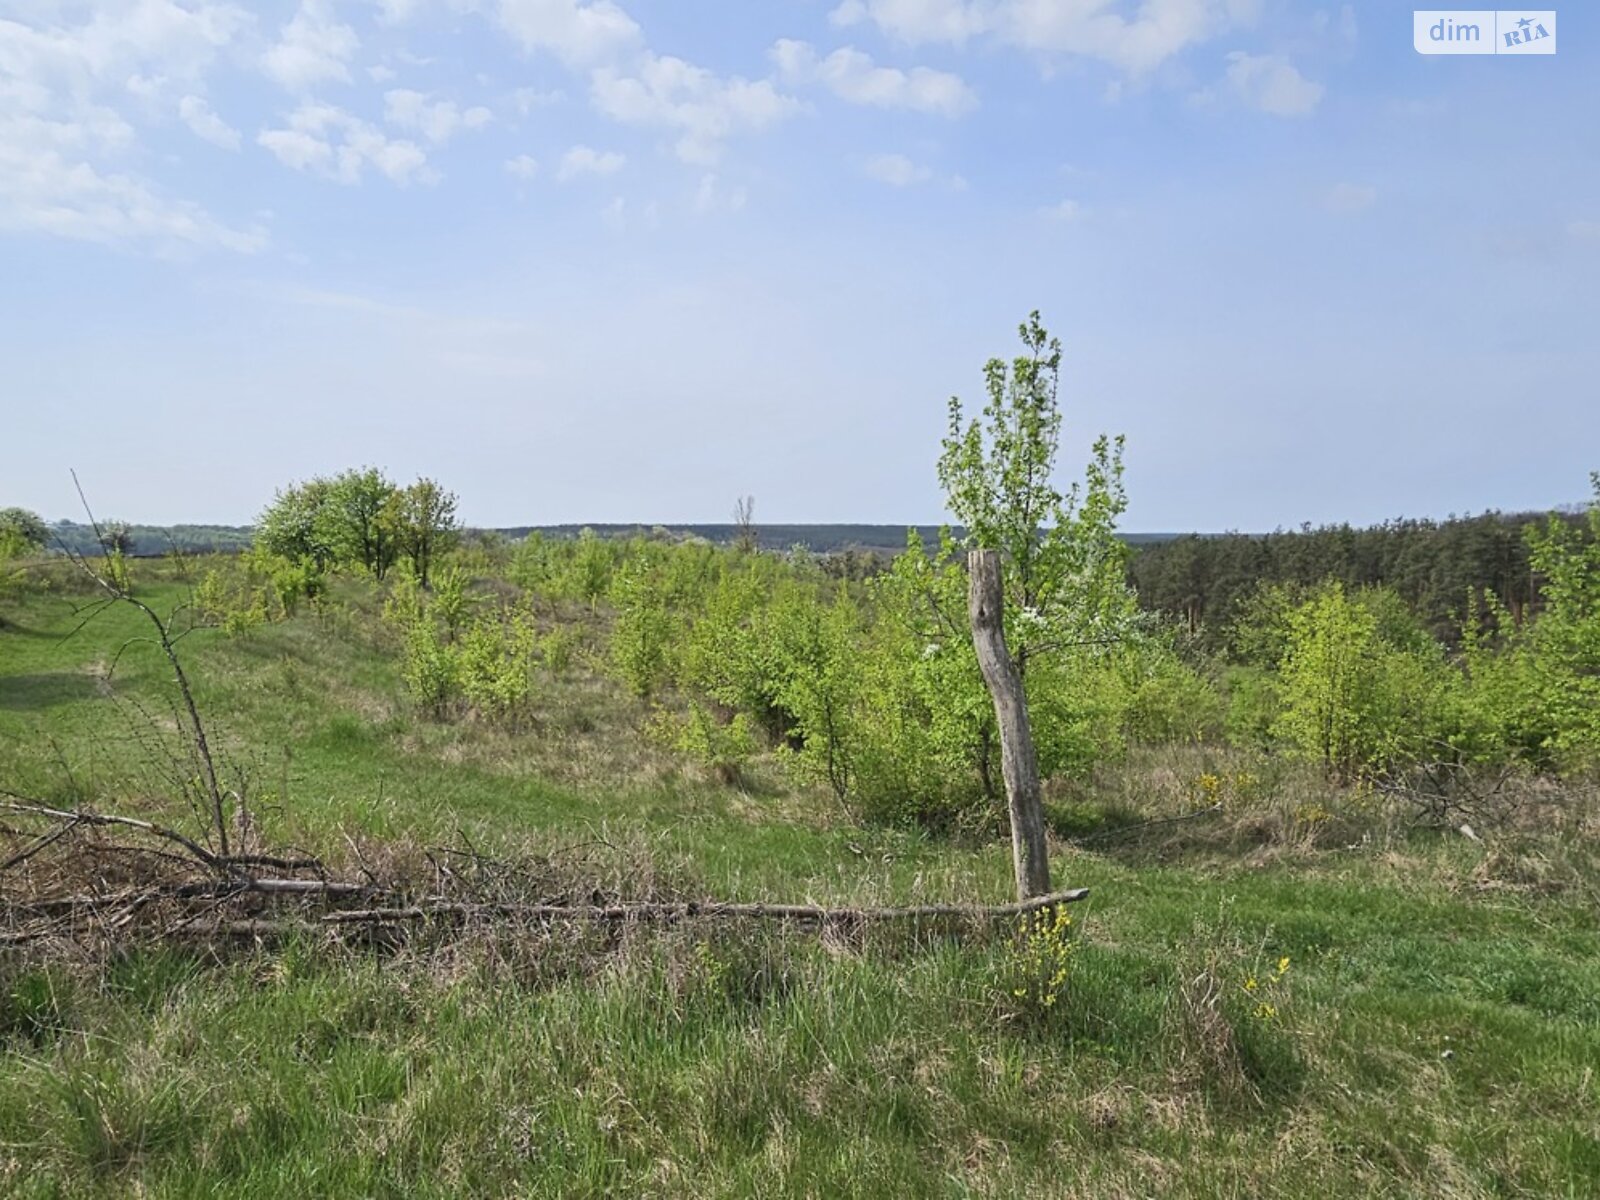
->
[967, 549, 1051, 900]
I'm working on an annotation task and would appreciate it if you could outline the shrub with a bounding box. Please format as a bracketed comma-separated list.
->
[998, 904, 1077, 1023]
[401, 615, 458, 717]
[193, 565, 270, 635]
[656, 702, 758, 785]
[431, 565, 473, 641]
[1122, 643, 1227, 745]
[610, 564, 676, 699]
[1271, 582, 1451, 781]
[458, 608, 538, 722]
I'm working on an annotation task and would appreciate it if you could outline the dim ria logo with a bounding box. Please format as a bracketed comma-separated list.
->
[1415, 11, 1556, 54]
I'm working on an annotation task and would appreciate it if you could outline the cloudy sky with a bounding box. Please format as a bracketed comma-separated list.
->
[2, 1, 1595, 530]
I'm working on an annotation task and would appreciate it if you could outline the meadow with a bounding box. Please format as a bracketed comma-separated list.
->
[1, 538, 1597, 1199]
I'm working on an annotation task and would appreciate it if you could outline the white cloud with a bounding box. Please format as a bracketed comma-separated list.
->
[368, 64, 398, 83]
[0, 1, 251, 88]
[1312, 4, 1359, 47]
[0, 3, 259, 253]
[1223, 51, 1322, 116]
[863, 152, 932, 186]
[177, 94, 239, 149]
[693, 172, 746, 214]
[1041, 198, 1086, 221]
[504, 152, 539, 178]
[495, 0, 641, 65]
[510, 86, 565, 114]
[262, 0, 359, 93]
[1323, 182, 1375, 214]
[826, 0, 1242, 74]
[371, 0, 428, 24]
[556, 143, 624, 181]
[591, 52, 802, 164]
[0, 131, 264, 252]
[772, 40, 974, 116]
[829, 0, 987, 44]
[383, 89, 492, 145]
[259, 103, 433, 185]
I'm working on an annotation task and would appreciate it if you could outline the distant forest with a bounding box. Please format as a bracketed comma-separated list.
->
[1129, 510, 1588, 644]
[46, 511, 1588, 641]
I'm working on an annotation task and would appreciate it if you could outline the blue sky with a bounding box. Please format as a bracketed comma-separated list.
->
[2, 1, 1596, 530]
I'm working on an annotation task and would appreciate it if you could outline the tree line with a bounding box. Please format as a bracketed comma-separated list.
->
[1126, 509, 1585, 645]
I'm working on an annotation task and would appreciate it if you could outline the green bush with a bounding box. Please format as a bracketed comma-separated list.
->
[401, 614, 458, 717]
[610, 564, 676, 699]
[458, 608, 538, 722]
[1271, 582, 1451, 780]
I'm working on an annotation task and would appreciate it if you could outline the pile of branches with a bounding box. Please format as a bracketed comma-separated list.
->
[0, 793, 1087, 955]
[1372, 757, 1535, 832]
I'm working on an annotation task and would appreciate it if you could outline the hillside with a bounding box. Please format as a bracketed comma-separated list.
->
[1, 535, 1596, 1197]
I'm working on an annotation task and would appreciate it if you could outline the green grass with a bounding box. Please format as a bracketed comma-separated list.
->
[2, 563, 1598, 1197]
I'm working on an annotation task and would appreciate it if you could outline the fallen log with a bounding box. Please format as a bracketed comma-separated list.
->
[2, 887, 1091, 945]
[315, 887, 1092, 927]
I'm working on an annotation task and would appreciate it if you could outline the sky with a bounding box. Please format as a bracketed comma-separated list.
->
[1, 1, 1596, 532]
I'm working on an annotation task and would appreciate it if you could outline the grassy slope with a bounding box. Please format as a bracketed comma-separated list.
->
[1, 568, 1597, 1197]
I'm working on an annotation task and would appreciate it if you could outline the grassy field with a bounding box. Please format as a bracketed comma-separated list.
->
[2, 561, 1598, 1197]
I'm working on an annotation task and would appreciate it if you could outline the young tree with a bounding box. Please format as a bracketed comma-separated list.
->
[101, 521, 134, 556]
[256, 478, 338, 569]
[1525, 473, 1600, 764]
[733, 495, 757, 554]
[938, 312, 1138, 899]
[938, 312, 1136, 676]
[0, 507, 48, 559]
[394, 477, 460, 587]
[328, 467, 400, 578]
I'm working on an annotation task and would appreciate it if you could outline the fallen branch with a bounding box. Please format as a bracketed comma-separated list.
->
[0, 795, 231, 874]
[0, 796, 325, 879]
[315, 888, 1092, 927]
[1067, 803, 1223, 846]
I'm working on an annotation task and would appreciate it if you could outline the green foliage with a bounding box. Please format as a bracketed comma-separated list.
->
[0, 507, 48, 559]
[1270, 583, 1448, 780]
[193, 563, 271, 635]
[381, 562, 425, 630]
[569, 527, 617, 605]
[245, 546, 323, 615]
[1223, 666, 1282, 752]
[0, 528, 31, 566]
[1131, 509, 1558, 649]
[326, 468, 400, 579]
[674, 562, 784, 727]
[610, 564, 675, 699]
[655, 701, 758, 784]
[256, 478, 338, 570]
[400, 612, 458, 718]
[765, 586, 863, 807]
[430, 565, 473, 641]
[507, 532, 559, 593]
[999, 904, 1077, 1021]
[6, 550, 1600, 1198]
[1120, 640, 1227, 746]
[255, 471, 457, 587]
[1524, 475, 1600, 766]
[458, 607, 539, 722]
[540, 626, 578, 676]
[392, 477, 460, 588]
[937, 310, 1138, 676]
